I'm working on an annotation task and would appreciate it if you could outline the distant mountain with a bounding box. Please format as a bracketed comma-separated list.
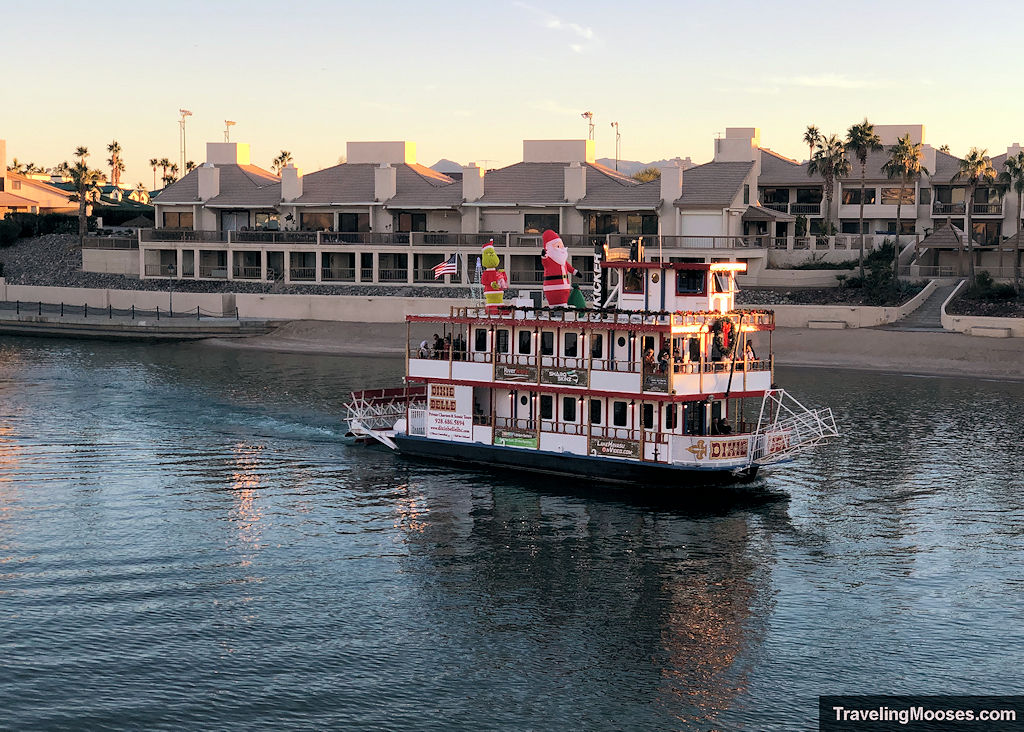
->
[430, 158, 463, 174]
[596, 157, 696, 176]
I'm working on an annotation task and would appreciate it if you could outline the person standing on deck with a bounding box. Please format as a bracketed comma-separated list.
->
[540, 230, 577, 307]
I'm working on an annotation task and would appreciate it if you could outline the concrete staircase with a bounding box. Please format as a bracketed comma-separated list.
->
[879, 282, 961, 332]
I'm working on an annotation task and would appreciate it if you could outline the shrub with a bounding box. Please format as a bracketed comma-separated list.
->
[0, 218, 20, 247]
[968, 271, 1018, 301]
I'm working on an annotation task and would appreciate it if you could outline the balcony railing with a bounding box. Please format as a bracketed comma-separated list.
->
[289, 267, 316, 281]
[142, 229, 227, 243]
[790, 202, 822, 215]
[932, 202, 966, 215]
[232, 266, 263, 279]
[509, 270, 544, 285]
[972, 203, 1003, 215]
[144, 264, 175, 277]
[378, 268, 408, 282]
[198, 265, 228, 279]
[82, 236, 139, 249]
[762, 202, 790, 213]
[233, 230, 317, 244]
[321, 267, 356, 281]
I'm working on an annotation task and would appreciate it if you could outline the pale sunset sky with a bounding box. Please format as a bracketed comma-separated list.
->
[4, 0, 1023, 185]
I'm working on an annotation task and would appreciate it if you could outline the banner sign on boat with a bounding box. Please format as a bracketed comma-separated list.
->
[426, 413, 473, 442]
[589, 436, 641, 460]
[642, 372, 668, 392]
[766, 431, 790, 455]
[493, 427, 538, 449]
[540, 367, 588, 388]
[495, 364, 537, 383]
[685, 437, 749, 461]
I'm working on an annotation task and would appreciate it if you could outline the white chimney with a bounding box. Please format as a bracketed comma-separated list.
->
[374, 163, 396, 202]
[660, 165, 683, 203]
[281, 164, 302, 201]
[463, 163, 484, 202]
[197, 163, 220, 200]
[921, 144, 936, 175]
[564, 161, 586, 202]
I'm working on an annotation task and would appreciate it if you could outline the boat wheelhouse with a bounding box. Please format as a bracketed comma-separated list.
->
[346, 251, 837, 488]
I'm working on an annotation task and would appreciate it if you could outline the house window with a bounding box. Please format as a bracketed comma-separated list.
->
[540, 394, 553, 420]
[884, 221, 916, 235]
[612, 401, 628, 427]
[12, 180, 21, 190]
[840, 221, 870, 235]
[540, 331, 554, 356]
[163, 211, 193, 229]
[300, 212, 332, 230]
[474, 328, 487, 352]
[973, 221, 1002, 246]
[743, 184, 750, 205]
[796, 188, 823, 204]
[564, 332, 578, 357]
[524, 213, 559, 234]
[589, 213, 619, 235]
[676, 270, 705, 295]
[841, 188, 876, 205]
[881, 188, 915, 205]
[590, 333, 603, 358]
[760, 188, 790, 204]
[562, 396, 577, 422]
[641, 403, 654, 429]
[396, 212, 426, 232]
[339, 212, 370, 232]
[626, 214, 658, 235]
[518, 330, 532, 355]
[496, 329, 510, 354]
[590, 399, 602, 425]
[254, 212, 279, 228]
[919, 188, 931, 205]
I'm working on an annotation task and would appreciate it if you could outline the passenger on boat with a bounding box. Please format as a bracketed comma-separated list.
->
[643, 348, 657, 371]
[454, 334, 466, 361]
[418, 340, 430, 358]
[710, 417, 732, 435]
[745, 342, 756, 361]
[432, 334, 443, 358]
[657, 348, 669, 374]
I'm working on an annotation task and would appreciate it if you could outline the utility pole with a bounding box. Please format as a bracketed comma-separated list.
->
[610, 122, 621, 171]
[581, 111, 594, 140]
[224, 120, 236, 142]
[179, 109, 192, 173]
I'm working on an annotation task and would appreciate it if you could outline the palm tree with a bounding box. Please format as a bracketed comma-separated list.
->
[272, 150, 293, 175]
[803, 125, 822, 164]
[939, 144, 951, 154]
[162, 163, 180, 187]
[158, 157, 172, 187]
[185, 160, 196, 173]
[954, 148, 997, 280]
[67, 147, 106, 240]
[881, 134, 929, 275]
[8, 158, 27, 174]
[149, 158, 159, 189]
[807, 134, 850, 236]
[997, 151, 1024, 287]
[632, 166, 661, 182]
[106, 140, 124, 187]
[845, 119, 884, 278]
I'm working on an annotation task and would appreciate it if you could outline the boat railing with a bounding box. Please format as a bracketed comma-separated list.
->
[591, 425, 648, 442]
[589, 357, 636, 372]
[495, 353, 538, 367]
[472, 414, 493, 426]
[538, 355, 588, 369]
[409, 346, 489, 363]
[494, 417, 537, 432]
[539, 420, 586, 436]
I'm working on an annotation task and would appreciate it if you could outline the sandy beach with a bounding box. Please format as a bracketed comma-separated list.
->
[204, 320, 1024, 382]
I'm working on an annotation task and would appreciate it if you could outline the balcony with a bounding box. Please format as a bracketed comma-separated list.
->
[378, 268, 409, 282]
[233, 266, 263, 280]
[142, 229, 227, 243]
[932, 202, 966, 216]
[144, 264, 176, 277]
[972, 203, 1003, 216]
[289, 267, 316, 281]
[321, 267, 356, 282]
[790, 202, 822, 215]
[198, 266, 228, 279]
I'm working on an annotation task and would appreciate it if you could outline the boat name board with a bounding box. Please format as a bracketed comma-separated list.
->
[426, 413, 473, 442]
[540, 367, 588, 388]
[493, 427, 538, 449]
[429, 383, 458, 412]
[642, 373, 668, 392]
[495, 364, 538, 383]
[589, 436, 641, 460]
[685, 437, 749, 461]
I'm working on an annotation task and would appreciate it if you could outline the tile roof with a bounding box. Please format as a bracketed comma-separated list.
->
[474, 162, 571, 204]
[576, 165, 659, 210]
[385, 164, 461, 209]
[293, 163, 457, 206]
[742, 204, 794, 222]
[920, 220, 977, 249]
[674, 161, 753, 208]
[153, 164, 280, 206]
[758, 148, 816, 185]
[0, 191, 37, 207]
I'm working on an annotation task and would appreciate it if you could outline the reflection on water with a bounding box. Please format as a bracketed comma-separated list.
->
[0, 338, 1021, 730]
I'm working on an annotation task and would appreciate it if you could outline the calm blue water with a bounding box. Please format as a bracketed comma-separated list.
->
[0, 337, 1022, 731]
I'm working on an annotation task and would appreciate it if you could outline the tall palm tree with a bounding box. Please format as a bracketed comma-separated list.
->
[158, 157, 172, 186]
[106, 140, 124, 187]
[272, 150, 293, 175]
[881, 134, 929, 275]
[845, 118, 884, 278]
[149, 158, 159, 190]
[8, 158, 26, 174]
[806, 134, 850, 235]
[67, 147, 106, 240]
[938, 144, 951, 154]
[954, 148, 997, 280]
[997, 150, 1024, 287]
[185, 160, 196, 173]
[162, 163, 180, 187]
[803, 125, 822, 164]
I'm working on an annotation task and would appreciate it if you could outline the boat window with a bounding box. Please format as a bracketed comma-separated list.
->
[664, 405, 677, 430]
[617, 336, 626, 348]
[677, 270, 705, 295]
[641, 403, 654, 429]
[590, 333, 603, 358]
[642, 335, 655, 353]
[474, 328, 487, 352]
[684, 401, 704, 435]
[564, 332, 578, 357]
[561, 396, 577, 422]
[688, 337, 701, 362]
[539, 394, 553, 420]
[518, 330, 532, 355]
[712, 272, 730, 294]
[623, 267, 644, 294]
[496, 329, 509, 354]
[520, 395, 529, 407]
[612, 401, 628, 427]
[540, 331, 554, 356]
[590, 399, 602, 425]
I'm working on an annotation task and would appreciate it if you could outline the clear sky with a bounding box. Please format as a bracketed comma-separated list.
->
[4, 0, 1024, 185]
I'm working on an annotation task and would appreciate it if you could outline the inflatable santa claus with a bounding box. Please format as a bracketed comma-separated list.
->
[540, 229, 576, 307]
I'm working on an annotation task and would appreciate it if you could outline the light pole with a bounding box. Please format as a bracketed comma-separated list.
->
[610, 121, 621, 171]
[224, 120, 236, 142]
[581, 111, 594, 140]
[179, 109, 192, 174]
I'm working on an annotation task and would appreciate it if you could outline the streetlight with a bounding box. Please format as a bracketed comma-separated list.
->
[224, 120, 236, 142]
[610, 121, 621, 171]
[179, 109, 193, 173]
[581, 111, 594, 140]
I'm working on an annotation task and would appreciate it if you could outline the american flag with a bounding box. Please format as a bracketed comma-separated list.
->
[433, 253, 459, 279]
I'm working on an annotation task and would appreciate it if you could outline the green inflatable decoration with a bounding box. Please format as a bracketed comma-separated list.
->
[567, 283, 587, 309]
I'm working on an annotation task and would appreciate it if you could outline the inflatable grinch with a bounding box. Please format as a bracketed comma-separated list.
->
[540, 229, 577, 307]
[480, 239, 508, 313]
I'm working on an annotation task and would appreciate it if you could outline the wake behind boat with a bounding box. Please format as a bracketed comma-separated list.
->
[345, 232, 838, 492]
